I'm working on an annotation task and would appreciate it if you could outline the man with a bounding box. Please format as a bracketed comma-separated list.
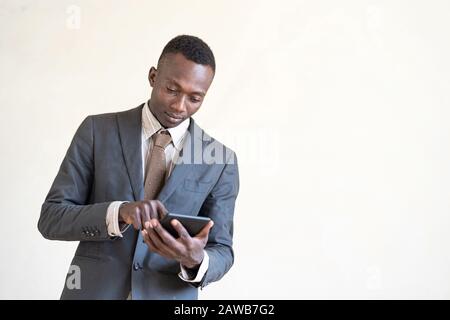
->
[38, 35, 239, 300]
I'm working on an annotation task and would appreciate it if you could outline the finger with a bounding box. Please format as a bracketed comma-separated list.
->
[152, 219, 183, 250]
[147, 224, 178, 257]
[148, 201, 159, 220]
[195, 220, 214, 239]
[141, 201, 151, 225]
[155, 200, 168, 220]
[133, 206, 142, 230]
[142, 230, 161, 254]
[171, 219, 191, 242]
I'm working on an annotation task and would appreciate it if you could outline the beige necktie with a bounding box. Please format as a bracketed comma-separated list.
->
[144, 129, 172, 200]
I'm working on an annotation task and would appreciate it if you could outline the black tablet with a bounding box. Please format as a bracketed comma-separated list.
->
[160, 213, 211, 238]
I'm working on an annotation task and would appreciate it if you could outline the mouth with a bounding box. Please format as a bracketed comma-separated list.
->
[164, 112, 184, 124]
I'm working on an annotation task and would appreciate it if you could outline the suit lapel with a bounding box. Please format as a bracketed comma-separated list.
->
[117, 104, 145, 201]
[158, 118, 204, 203]
[116, 106, 204, 203]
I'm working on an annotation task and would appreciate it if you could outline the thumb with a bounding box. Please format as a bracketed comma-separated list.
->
[196, 220, 214, 239]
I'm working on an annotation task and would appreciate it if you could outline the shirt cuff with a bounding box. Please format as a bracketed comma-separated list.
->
[106, 201, 130, 237]
[178, 250, 209, 283]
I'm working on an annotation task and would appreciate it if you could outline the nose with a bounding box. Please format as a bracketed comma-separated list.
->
[170, 95, 186, 114]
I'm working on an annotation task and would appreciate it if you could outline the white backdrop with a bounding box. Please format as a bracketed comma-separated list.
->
[1, 0, 449, 299]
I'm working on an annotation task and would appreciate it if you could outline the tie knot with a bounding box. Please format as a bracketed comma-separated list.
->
[152, 130, 172, 149]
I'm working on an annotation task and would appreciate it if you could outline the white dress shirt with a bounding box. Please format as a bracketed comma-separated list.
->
[105, 101, 209, 284]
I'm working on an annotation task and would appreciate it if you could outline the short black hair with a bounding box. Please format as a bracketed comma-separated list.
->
[158, 35, 216, 73]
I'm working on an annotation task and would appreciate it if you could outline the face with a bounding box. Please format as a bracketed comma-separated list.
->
[148, 52, 215, 128]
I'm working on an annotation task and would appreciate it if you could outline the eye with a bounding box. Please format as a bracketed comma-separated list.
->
[166, 87, 177, 94]
[190, 97, 201, 103]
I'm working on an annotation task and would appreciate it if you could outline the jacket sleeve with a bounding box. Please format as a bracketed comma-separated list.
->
[197, 151, 240, 289]
[38, 116, 113, 241]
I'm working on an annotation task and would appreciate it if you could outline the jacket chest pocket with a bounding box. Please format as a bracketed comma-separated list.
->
[183, 179, 211, 193]
[163, 179, 211, 215]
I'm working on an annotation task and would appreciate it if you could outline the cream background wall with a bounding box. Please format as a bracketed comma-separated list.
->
[1, 0, 449, 299]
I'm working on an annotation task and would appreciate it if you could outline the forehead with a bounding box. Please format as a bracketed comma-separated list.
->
[158, 53, 214, 93]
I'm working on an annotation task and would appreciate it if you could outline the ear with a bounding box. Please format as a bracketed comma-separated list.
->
[148, 67, 157, 87]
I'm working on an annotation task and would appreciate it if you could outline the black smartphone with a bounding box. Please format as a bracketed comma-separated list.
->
[159, 213, 211, 238]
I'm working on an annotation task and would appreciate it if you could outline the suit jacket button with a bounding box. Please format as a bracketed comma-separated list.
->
[133, 262, 141, 271]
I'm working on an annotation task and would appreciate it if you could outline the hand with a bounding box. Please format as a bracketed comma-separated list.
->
[141, 218, 214, 269]
[118, 200, 167, 230]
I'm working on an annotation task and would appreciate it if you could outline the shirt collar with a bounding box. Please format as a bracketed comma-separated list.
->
[142, 100, 190, 150]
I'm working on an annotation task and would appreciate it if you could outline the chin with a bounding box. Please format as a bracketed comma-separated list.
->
[162, 123, 175, 129]
[161, 120, 178, 128]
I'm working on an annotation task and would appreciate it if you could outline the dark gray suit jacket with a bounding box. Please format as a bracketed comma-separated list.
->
[38, 104, 239, 300]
